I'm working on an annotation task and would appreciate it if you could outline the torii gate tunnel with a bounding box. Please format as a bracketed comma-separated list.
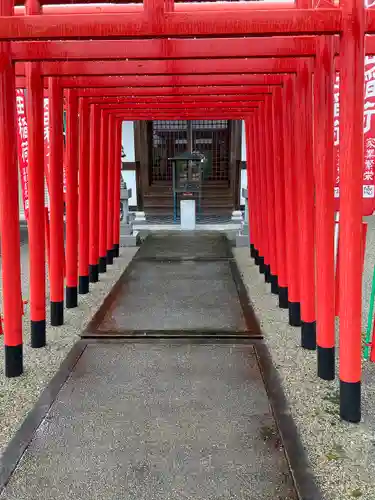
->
[0, 0, 374, 424]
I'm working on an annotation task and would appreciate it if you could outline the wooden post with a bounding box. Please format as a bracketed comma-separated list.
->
[65, 89, 79, 307]
[25, 5, 46, 346]
[283, 76, 302, 327]
[339, 0, 365, 423]
[48, 77, 65, 325]
[314, 36, 335, 380]
[99, 110, 109, 273]
[78, 97, 90, 294]
[0, 2, 23, 375]
[89, 104, 100, 282]
[296, 63, 316, 350]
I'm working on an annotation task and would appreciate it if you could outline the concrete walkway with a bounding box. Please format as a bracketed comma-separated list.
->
[86, 232, 260, 336]
[0, 233, 298, 500]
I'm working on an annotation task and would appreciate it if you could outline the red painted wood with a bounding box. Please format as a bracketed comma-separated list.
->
[113, 119, 121, 250]
[249, 115, 261, 254]
[0, 41, 23, 354]
[89, 104, 101, 268]
[245, 118, 256, 248]
[99, 110, 109, 263]
[283, 75, 300, 304]
[110, 113, 249, 119]
[257, 109, 269, 266]
[296, 63, 315, 325]
[97, 103, 261, 110]
[89, 95, 270, 104]
[44, 207, 50, 276]
[10, 37, 317, 61]
[271, 87, 288, 288]
[263, 97, 278, 278]
[16, 74, 286, 88]
[80, 87, 275, 97]
[15, 58, 306, 76]
[26, 61, 46, 324]
[314, 36, 335, 352]
[13, 2, 296, 16]
[106, 114, 115, 257]
[48, 77, 65, 305]
[0, 10, 341, 40]
[366, 9, 375, 33]
[78, 97, 90, 281]
[65, 89, 79, 290]
[339, 0, 365, 387]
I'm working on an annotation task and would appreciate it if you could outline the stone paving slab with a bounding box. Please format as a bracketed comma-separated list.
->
[0, 343, 296, 500]
[134, 231, 231, 261]
[95, 260, 249, 333]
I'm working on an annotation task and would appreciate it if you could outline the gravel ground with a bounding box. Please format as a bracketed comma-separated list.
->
[234, 217, 375, 500]
[0, 243, 139, 455]
[2, 219, 375, 499]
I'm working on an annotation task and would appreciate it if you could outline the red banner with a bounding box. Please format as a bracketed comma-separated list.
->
[333, 60, 375, 215]
[44, 97, 50, 199]
[44, 96, 67, 199]
[333, 72, 340, 211]
[363, 56, 375, 215]
[15, 89, 29, 220]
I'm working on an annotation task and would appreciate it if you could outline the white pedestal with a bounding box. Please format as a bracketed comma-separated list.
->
[180, 199, 196, 230]
[120, 188, 132, 224]
[231, 210, 243, 223]
[134, 211, 146, 224]
[241, 187, 249, 236]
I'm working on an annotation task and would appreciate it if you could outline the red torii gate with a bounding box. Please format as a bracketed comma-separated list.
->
[0, 0, 369, 425]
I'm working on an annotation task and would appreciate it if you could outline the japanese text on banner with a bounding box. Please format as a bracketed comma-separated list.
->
[364, 56, 375, 209]
[43, 97, 51, 210]
[333, 73, 340, 204]
[333, 58, 375, 215]
[15, 89, 29, 220]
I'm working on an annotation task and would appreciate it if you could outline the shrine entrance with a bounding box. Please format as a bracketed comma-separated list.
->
[136, 119, 242, 219]
[151, 120, 230, 183]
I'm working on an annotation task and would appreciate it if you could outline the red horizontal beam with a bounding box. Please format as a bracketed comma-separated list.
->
[10, 36, 321, 61]
[96, 102, 260, 109]
[111, 112, 251, 119]
[0, 10, 341, 41]
[365, 34, 375, 52]
[16, 74, 286, 88]
[367, 10, 375, 34]
[77, 85, 276, 97]
[15, 57, 306, 76]
[13, 2, 295, 16]
[87, 95, 268, 104]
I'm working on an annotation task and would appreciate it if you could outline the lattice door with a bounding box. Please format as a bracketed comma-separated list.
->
[151, 120, 230, 182]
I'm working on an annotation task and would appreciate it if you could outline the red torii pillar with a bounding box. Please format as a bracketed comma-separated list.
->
[296, 63, 316, 350]
[264, 96, 278, 294]
[113, 119, 122, 258]
[256, 108, 269, 275]
[78, 97, 90, 294]
[48, 77, 65, 326]
[106, 113, 115, 265]
[26, 36, 46, 347]
[89, 104, 100, 282]
[245, 117, 257, 260]
[65, 89, 79, 308]
[314, 36, 335, 380]
[0, 0, 23, 376]
[339, 0, 365, 423]
[250, 113, 263, 268]
[249, 112, 261, 265]
[272, 87, 288, 309]
[283, 75, 302, 327]
[99, 110, 109, 273]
